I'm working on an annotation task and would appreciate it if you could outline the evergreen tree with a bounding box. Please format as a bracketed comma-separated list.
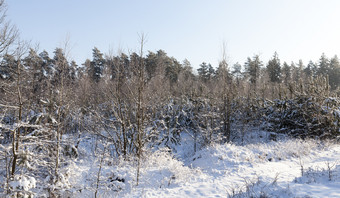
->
[182, 59, 193, 74]
[198, 62, 215, 82]
[317, 53, 330, 77]
[230, 62, 242, 85]
[130, 52, 141, 77]
[304, 61, 317, 78]
[0, 53, 16, 81]
[329, 55, 340, 90]
[215, 60, 230, 80]
[83, 59, 91, 78]
[119, 53, 130, 78]
[53, 48, 69, 86]
[23, 49, 44, 101]
[180, 59, 194, 80]
[291, 60, 304, 82]
[244, 55, 262, 88]
[145, 51, 158, 80]
[39, 50, 54, 79]
[281, 62, 291, 85]
[266, 52, 281, 83]
[165, 57, 182, 84]
[89, 47, 105, 83]
[231, 62, 242, 79]
[69, 60, 77, 82]
[208, 63, 216, 79]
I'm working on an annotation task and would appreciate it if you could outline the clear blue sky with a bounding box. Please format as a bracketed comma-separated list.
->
[7, 0, 340, 70]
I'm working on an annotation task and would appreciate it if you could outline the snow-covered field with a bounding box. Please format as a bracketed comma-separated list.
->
[46, 132, 339, 198]
[3, 131, 339, 197]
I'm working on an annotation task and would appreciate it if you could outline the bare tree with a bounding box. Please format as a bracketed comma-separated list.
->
[53, 37, 74, 184]
[136, 33, 146, 185]
[0, 0, 18, 57]
[9, 41, 29, 176]
[216, 42, 234, 142]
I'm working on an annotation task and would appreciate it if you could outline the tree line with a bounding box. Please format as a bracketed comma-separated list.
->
[2, 47, 340, 100]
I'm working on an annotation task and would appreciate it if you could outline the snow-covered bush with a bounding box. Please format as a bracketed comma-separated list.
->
[227, 176, 292, 198]
[262, 96, 340, 139]
[9, 175, 36, 197]
[151, 97, 223, 152]
[295, 163, 340, 183]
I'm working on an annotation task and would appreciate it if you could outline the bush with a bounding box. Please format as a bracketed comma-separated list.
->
[262, 96, 340, 139]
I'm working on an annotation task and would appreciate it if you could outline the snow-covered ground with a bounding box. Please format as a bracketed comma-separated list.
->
[58, 132, 339, 198]
[5, 131, 339, 197]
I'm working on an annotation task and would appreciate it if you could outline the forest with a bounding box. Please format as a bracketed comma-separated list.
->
[1, 1, 340, 197]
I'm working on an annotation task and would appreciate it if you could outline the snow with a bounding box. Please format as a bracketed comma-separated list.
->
[1, 130, 339, 197]
[10, 175, 36, 192]
[54, 133, 340, 198]
[132, 139, 339, 198]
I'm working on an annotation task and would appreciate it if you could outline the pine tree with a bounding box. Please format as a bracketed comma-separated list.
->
[291, 60, 304, 82]
[198, 62, 215, 82]
[89, 47, 105, 83]
[317, 53, 330, 77]
[231, 62, 242, 78]
[281, 62, 291, 85]
[23, 49, 44, 102]
[181, 58, 194, 79]
[39, 50, 54, 78]
[165, 57, 182, 85]
[53, 48, 69, 87]
[145, 51, 158, 80]
[69, 60, 77, 82]
[120, 53, 131, 78]
[208, 63, 216, 79]
[198, 62, 208, 81]
[244, 55, 262, 89]
[266, 52, 281, 83]
[329, 55, 340, 90]
[0, 54, 16, 81]
[304, 60, 316, 78]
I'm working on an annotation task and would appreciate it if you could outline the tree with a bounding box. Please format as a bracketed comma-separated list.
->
[52, 48, 69, 86]
[145, 51, 158, 80]
[244, 55, 262, 90]
[0, 53, 16, 81]
[130, 52, 140, 77]
[198, 62, 215, 82]
[208, 63, 216, 78]
[22, 48, 44, 103]
[181, 58, 194, 79]
[291, 60, 304, 82]
[216, 59, 233, 142]
[231, 62, 242, 79]
[69, 60, 77, 82]
[89, 47, 105, 83]
[39, 50, 54, 78]
[176, 59, 195, 97]
[304, 60, 316, 78]
[3, 42, 29, 178]
[0, 0, 18, 58]
[281, 62, 291, 85]
[215, 60, 229, 79]
[165, 57, 182, 86]
[329, 55, 340, 90]
[266, 52, 281, 83]
[317, 53, 330, 77]
[136, 34, 146, 185]
[103, 51, 132, 159]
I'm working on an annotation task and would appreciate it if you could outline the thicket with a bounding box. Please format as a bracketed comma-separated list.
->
[0, 4, 340, 196]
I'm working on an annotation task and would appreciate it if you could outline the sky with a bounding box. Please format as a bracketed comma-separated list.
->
[6, 0, 340, 70]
